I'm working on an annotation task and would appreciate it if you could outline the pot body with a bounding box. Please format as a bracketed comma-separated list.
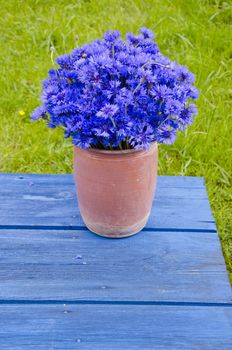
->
[73, 143, 158, 238]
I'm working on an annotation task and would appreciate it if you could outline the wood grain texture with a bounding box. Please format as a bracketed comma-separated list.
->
[0, 304, 232, 349]
[0, 228, 231, 302]
[0, 173, 215, 231]
[0, 173, 231, 349]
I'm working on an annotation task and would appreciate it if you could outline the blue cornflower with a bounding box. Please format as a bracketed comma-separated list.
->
[96, 104, 119, 119]
[56, 54, 73, 68]
[103, 30, 121, 43]
[31, 27, 199, 150]
[140, 27, 155, 40]
[156, 125, 177, 144]
[31, 105, 47, 120]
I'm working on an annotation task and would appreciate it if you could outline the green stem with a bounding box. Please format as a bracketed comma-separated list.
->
[133, 77, 145, 95]
[141, 60, 171, 69]
[110, 116, 123, 150]
[50, 46, 55, 66]
[125, 137, 129, 149]
[110, 116, 116, 128]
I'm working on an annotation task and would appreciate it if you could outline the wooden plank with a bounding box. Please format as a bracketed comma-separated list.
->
[0, 304, 231, 349]
[0, 173, 215, 231]
[0, 228, 231, 302]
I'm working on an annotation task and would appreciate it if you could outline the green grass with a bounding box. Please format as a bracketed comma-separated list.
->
[0, 0, 231, 281]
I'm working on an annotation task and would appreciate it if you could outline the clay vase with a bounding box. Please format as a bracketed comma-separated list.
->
[73, 143, 158, 238]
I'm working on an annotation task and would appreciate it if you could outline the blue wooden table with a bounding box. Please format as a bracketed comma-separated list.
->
[0, 173, 231, 349]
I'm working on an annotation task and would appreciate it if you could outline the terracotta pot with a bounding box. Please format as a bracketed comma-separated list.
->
[73, 143, 158, 238]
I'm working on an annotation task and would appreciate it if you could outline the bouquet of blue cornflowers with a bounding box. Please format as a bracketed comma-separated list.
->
[31, 27, 199, 150]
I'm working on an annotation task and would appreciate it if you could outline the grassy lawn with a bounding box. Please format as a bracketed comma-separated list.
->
[0, 0, 231, 281]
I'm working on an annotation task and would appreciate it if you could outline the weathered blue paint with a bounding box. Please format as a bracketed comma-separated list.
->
[0, 305, 232, 349]
[0, 174, 215, 230]
[0, 173, 231, 349]
[0, 229, 231, 302]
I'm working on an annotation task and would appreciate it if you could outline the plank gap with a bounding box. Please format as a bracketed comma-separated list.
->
[0, 299, 232, 307]
[0, 225, 217, 233]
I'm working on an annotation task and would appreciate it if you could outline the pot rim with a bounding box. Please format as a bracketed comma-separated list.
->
[74, 142, 158, 156]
